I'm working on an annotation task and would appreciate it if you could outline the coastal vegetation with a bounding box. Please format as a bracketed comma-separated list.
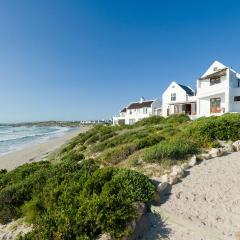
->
[1, 113, 240, 239]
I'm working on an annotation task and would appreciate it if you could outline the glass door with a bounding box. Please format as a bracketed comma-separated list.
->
[210, 98, 221, 113]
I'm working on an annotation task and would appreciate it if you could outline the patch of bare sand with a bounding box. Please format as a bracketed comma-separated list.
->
[140, 152, 240, 240]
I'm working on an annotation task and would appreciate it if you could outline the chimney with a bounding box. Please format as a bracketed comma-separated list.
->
[140, 97, 145, 103]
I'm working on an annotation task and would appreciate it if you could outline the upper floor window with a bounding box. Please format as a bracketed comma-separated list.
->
[210, 77, 221, 86]
[171, 93, 176, 101]
[213, 67, 218, 71]
[234, 96, 240, 102]
[238, 79, 240, 88]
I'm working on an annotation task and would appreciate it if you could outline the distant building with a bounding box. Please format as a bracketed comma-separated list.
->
[113, 97, 161, 125]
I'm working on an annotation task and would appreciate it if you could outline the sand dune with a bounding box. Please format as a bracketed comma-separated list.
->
[140, 152, 240, 240]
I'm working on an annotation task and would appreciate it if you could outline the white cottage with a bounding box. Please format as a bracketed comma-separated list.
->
[162, 81, 197, 119]
[113, 97, 161, 125]
[196, 61, 240, 117]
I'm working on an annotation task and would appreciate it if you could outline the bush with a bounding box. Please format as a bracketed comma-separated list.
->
[19, 167, 154, 239]
[142, 138, 198, 163]
[101, 143, 138, 165]
[135, 116, 165, 126]
[166, 114, 190, 124]
[186, 113, 240, 146]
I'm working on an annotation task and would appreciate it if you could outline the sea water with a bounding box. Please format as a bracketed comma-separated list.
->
[0, 125, 71, 155]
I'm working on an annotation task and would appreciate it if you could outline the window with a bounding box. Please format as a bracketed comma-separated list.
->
[143, 107, 148, 114]
[210, 77, 221, 86]
[129, 119, 135, 125]
[238, 79, 240, 88]
[171, 93, 176, 101]
[234, 96, 240, 102]
[210, 98, 221, 113]
[213, 67, 218, 71]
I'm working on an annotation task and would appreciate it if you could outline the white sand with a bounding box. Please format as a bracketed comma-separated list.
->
[140, 152, 240, 240]
[0, 127, 87, 171]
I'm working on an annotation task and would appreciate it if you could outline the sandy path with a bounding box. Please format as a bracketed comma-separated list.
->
[140, 152, 240, 240]
[0, 127, 88, 171]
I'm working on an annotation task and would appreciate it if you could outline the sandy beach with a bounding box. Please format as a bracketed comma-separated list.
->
[0, 127, 87, 171]
[140, 152, 240, 240]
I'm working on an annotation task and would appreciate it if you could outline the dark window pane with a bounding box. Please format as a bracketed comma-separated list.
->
[234, 96, 240, 102]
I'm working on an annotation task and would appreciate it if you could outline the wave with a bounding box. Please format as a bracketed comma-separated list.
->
[0, 127, 70, 144]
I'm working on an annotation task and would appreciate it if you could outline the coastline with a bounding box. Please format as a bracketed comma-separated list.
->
[0, 127, 88, 171]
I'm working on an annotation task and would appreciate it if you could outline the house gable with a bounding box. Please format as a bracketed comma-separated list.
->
[201, 61, 227, 79]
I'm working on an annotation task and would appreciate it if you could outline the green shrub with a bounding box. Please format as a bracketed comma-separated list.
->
[166, 114, 190, 123]
[186, 113, 240, 146]
[101, 143, 138, 164]
[142, 138, 198, 163]
[19, 167, 154, 239]
[135, 116, 165, 126]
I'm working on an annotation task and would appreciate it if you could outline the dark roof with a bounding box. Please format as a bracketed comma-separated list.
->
[127, 101, 154, 109]
[199, 68, 227, 80]
[178, 84, 194, 96]
[120, 107, 127, 113]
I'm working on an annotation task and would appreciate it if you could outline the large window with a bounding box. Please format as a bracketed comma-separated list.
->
[210, 77, 221, 86]
[210, 98, 221, 113]
[234, 96, 240, 102]
[171, 93, 176, 101]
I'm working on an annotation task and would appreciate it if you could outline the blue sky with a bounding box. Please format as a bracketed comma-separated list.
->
[0, 0, 240, 122]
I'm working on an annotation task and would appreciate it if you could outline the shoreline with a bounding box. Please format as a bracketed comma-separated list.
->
[0, 127, 88, 171]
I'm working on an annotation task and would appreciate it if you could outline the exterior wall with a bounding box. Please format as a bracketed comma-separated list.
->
[113, 99, 161, 125]
[197, 61, 230, 117]
[162, 81, 188, 117]
[229, 69, 240, 112]
[198, 93, 225, 117]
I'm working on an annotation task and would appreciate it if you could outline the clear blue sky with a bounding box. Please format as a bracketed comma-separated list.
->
[1, 0, 240, 122]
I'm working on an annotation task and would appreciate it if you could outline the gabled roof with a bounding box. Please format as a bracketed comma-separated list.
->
[199, 67, 228, 80]
[120, 107, 127, 113]
[178, 84, 195, 96]
[127, 100, 154, 109]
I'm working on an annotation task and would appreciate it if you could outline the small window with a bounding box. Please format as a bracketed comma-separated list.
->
[234, 96, 240, 102]
[210, 77, 221, 86]
[143, 107, 148, 114]
[171, 93, 176, 101]
[213, 67, 218, 71]
[238, 79, 240, 88]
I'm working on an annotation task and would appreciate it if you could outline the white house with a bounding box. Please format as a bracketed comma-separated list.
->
[113, 97, 161, 125]
[196, 61, 240, 117]
[162, 61, 240, 119]
[162, 81, 197, 118]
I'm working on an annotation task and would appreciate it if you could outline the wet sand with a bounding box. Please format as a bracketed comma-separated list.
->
[0, 127, 88, 171]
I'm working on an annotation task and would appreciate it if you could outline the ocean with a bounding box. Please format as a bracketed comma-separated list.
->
[0, 125, 72, 156]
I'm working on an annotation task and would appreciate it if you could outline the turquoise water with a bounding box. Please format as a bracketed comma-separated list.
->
[0, 126, 71, 155]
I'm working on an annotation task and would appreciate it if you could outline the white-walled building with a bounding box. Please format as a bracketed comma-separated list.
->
[162, 81, 197, 118]
[113, 61, 240, 124]
[196, 61, 240, 117]
[113, 97, 161, 125]
[162, 61, 240, 119]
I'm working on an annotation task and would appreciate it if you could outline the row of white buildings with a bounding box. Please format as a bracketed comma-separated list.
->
[113, 61, 240, 125]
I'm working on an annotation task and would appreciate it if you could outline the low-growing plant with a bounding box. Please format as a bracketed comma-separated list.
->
[142, 138, 199, 163]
